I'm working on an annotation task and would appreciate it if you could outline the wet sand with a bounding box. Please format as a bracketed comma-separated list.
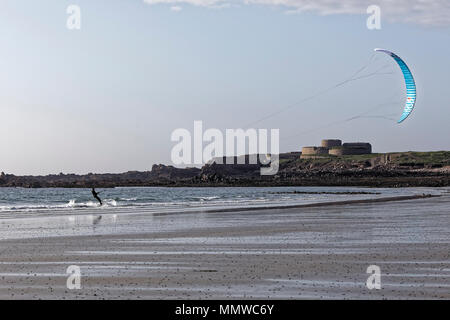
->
[0, 194, 449, 299]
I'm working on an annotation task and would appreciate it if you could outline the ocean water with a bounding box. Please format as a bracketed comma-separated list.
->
[0, 186, 446, 218]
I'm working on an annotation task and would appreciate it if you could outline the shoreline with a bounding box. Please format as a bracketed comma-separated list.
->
[0, 178, 449, 188]
[196, 193, 441, 215]
[0, 193, 441, 223]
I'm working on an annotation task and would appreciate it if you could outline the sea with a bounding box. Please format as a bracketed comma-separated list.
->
[0, 186, 446, 219]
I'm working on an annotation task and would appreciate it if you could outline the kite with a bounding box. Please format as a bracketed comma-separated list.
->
[374, 48, 416, 123]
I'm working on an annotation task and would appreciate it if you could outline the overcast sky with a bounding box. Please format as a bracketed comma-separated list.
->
[0, 0, 449, 175]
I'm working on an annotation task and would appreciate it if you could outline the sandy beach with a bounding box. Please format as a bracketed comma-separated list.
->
[0, 193, 449, 299]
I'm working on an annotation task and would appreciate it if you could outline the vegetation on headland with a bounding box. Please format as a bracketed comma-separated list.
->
[0, 151, 449, 188]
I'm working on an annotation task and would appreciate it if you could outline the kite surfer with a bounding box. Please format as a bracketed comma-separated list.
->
[91, 188, 102, 206]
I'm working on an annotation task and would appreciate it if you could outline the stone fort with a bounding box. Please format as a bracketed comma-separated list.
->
[301, 139, 372, 159]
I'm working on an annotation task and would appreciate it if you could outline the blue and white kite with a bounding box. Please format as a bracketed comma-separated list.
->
[374, 48, 416, 123]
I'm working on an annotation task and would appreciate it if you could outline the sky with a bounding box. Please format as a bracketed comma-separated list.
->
[0, 0, 449, 175]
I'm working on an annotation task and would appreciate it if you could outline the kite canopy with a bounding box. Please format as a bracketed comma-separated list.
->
[374, 48, 416, 123]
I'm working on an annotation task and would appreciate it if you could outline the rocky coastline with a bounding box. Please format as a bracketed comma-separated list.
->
[1, 151, 449, 188]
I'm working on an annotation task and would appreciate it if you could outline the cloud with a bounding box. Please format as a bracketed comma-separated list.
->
[170, 5, 183, 11]
[144, 0, 224, 8]
[143, 0, 450, 26]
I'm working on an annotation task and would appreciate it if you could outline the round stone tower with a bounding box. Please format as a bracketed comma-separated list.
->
[321, 139, 342, 148]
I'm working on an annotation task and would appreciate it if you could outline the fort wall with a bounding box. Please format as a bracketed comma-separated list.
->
[301, 146, 329, 159]
[300, 140, 372, 157]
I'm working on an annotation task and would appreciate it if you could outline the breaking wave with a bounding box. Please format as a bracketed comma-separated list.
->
[0, 199, 118, 212]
